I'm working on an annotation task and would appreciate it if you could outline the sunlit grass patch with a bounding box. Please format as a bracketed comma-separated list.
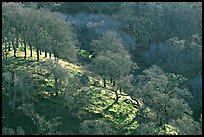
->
[83, 86, 116, 113]
[58, 59, 84, 73]
[104, 97, 138, 132]
[81, 84, 139, 134]
[159, 124, 179, 135]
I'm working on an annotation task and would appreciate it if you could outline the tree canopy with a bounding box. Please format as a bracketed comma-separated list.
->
[2, 2, 202, 135]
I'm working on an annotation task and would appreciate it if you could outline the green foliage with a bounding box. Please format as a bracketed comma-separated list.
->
[53, 2, 122, 15]
[134, 121, 160, 135]
[17, 103, 62, 135]
[34, 114, 62, 135]
[2, 127, 15, 135]
[90, 31, 137, 91]
[2, 2, 78, 62]
[91, 55, 118, 79]
[2, 126, 25, 135]
[169, 114, 202, 135]
[91, 30, 128, 56]
[131, 65, 195, 134]
[145, 37, 202, 79]
[79, 119, 114, 135]
[2, 2, 201, 135]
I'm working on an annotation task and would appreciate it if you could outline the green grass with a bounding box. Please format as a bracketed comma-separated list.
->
[2, 46, 148, 135]
[81, 86, 139, 133]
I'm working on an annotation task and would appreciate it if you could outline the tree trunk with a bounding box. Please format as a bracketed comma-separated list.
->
[54, 54, 59, 63]
[54, 76, 58, 97]
[110, 76, 113, 84]
[130, 95, 140, 108]
[24, 32, 27, 59]
[53, 50, 58, 63]
[12, 39, 17, 59]
[55, 91, 58, 97]
[49, 52, 51, 58]
[56, 54, 59, 63]
[36, 35, 39, 61]
[119, 87, 122, 93]
[39, 50, 42, 55]
[36, 47, 39, 61]
[8, 39, 11, 51]
[103, 78, 106, 88]
[45, 50, 47, 58]
[113, 81, 115, 86]
[29, 41, 32, 57]
[16, 34, 19, 48]
[54, 53, 57, 62]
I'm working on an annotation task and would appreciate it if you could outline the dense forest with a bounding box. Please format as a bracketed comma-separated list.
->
[2, 2, 202, 135]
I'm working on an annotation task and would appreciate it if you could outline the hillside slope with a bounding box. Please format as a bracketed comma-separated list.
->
[2, 49, 140, 135]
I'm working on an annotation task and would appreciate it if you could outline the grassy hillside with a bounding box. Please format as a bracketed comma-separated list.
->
[2, 48, 140, 135]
